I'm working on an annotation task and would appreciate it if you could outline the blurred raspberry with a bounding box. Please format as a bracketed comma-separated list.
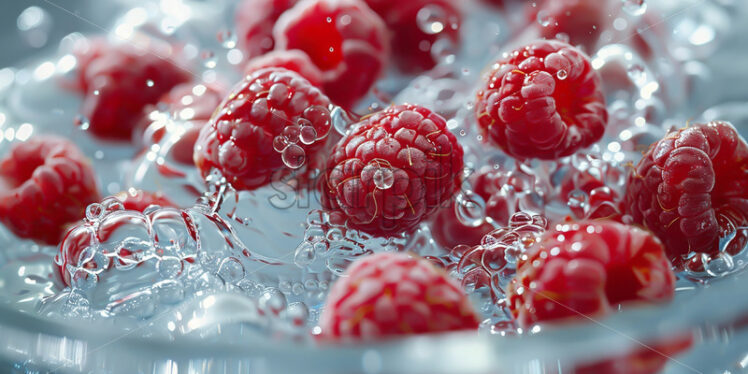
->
[507, 220, 675, 326]
[475, 40, 607, 160]
[244, 50, 324, 88]
[194, 68, 332, 191]
[79, 40, 192, 141]
[321, 104, 464, 236]
[274, 0, 389, 109]
[235, 0, 298, 58]
[624, 121, 748, 268]
[528, 0, 609, 53]
[363, 0, 461, 72]
[319, 252, 479, 340]
[0, 136, 100, 245]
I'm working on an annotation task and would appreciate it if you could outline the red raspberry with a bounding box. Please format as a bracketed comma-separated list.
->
[319, 252, 479, 340]
[274, 0, 389, 109]
[55, 189, 177, 287]
[431, 167, 512, 249]
[507, 220, 675, 326]
[321, 104, 464, 236]
[363, 0, 461, 72]
[528, 0, 608, 53]
[194, 67, 332, 191]
[235, 0, 298, 58]
[0, 136, 100, 245]
[67, 36, 108, 93]
[79, 40, 192, 141]
[475, 40, 608, 160]
[244, 50, 323, 88]
[140, 82, 226, 165]
[624, 121, 748, 267]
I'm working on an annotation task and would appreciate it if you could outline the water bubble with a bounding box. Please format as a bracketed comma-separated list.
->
[258, 288, 287, 316]
[281, 144, 306, 169]
[455, 191, 487, 227]
[299, 123, 318, 145]
[201, 50, 217, 69]
[536, 10, 552, 27]
[74, 115, 90, 130]
[294, 242, 316, 267]
[621, 0, 647, 16]
[706, 253, 735, 277]
[217, 30, 237, 49]
[372, 166, 395, 190]
[416, 4, 448, 34]
[556, 69, 568, 80]
[85, 203, 105, 221]
[217, 257, 245, 283]
[284, 302, 309, 327]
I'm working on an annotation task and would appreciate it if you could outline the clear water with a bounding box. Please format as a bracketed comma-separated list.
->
[0, 0, 747, 346]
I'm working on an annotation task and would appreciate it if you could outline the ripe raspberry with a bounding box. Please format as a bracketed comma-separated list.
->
[79, 40, 192, 141]
[235, 0, 298, 58]
[319, 252, 479, 340]
[55, 189, 176, 287]
[363, 0, 461, 72]
[140, 82, 226, 165]
[194, 68, 332, 191]
[0, 136, 100, 245]
[274, 0, 389, 109]
[244, 50, 323, 88]
[507, 220, 675, 326]
[321, 104, 464, 236]
[475, 40, 608, 160]
[528, 0, 608, 53]
[624, 121, 748, 267]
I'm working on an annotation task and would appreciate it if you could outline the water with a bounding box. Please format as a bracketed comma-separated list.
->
[0, 0, 747, 351]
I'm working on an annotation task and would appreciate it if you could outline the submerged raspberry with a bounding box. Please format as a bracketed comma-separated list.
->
[507, 220, 675, 326]
[274, 0, 389, 109]
[0, 136, 100, 245]
[475, 40, 608, 160]
[319, 252, 479, 340]
[321, 104, 464, 236]
[624, 121, 748, 267]
[194, 67, 332, 191]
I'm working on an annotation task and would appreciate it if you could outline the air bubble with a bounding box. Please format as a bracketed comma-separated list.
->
[455, 191, 487, 227]
[416, 4, 448, 34]
[74, 115, 90, 130]
[299, 123, 318, 145]
[258, 288, 287, 316]
[556, 69, 568, 80]
[281, 144, 306, 169]
[372, 166, 395, 190]
[85, 203, 105, 221]
[536, 10, 552, 27]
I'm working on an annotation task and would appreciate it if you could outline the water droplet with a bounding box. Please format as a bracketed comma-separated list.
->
[74, 115, 90, 130]
[273, 136, 288, 152]
[294, 242, 316, 267]
[217, 257, 245, 283]
[201, 50, 217, 69]
[372, 166, 395, 190]
[416, 4, 448, 35]
[217, 29, 237, 49]
[258, 288, 287, 316]
[621, 0, 647, 16]
[455, 191, 487, 227]
[536, 10, 552, 27]
[556, 69, 568, 80]
[299, 122, 318, 145]
[282, 144, 306, 169]
[146, 79, 154, 87]
[85, 203, 105, 221]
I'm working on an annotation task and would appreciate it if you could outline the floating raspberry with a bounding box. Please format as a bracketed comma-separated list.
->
[475, 40, 607, 160]
[194, 68, 332, 191]
[0, 136, 100, 245]
[55, 190, 176, 287]
[244, 50, 324, 88]
[363, 0, 461, 72]
[319, 252, 479, 340]
[235, 0, 298, 58]
[321, 104, 464, 236]
[507, 220, 675, 326]
[274, 0, 389, 109]
[529, 0, 608, 53]
[79, 40, 192, 141]
[624, 121, 748, 268]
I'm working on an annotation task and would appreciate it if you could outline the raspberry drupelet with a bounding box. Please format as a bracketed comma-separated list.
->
[321, 104, 464, 236]
[507, 220, 675, 327]
[624, 121, 748, 267]
[194, 67, 332, 191]
[274, 0, 389, 109]
[0, 136, 100, 245]
[319, 252, 479, 340]
[475, 40, 608, 160]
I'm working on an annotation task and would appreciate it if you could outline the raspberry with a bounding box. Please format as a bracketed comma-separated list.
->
[623, 121, 748, 267]
[0, 136, 100, 245]
[55, 189, 176, 287]
[140, 82, 226, 165]
[274, 0, 389, 109]
[194, 68, 332, 191]
[321, 104, 464, 236]
[319, 252, 479, 340]
[79, 40, 192, 141]
[475, 40, 608, 160]
[560, 170, 622, 221]
[67, 36, 108, 93]
[235, 0, 298, 58]
[528, 0, 608, 53]
[507, 220, 675, 326]
[363, 0, 461, 72]
[244, 50, 324, 88]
